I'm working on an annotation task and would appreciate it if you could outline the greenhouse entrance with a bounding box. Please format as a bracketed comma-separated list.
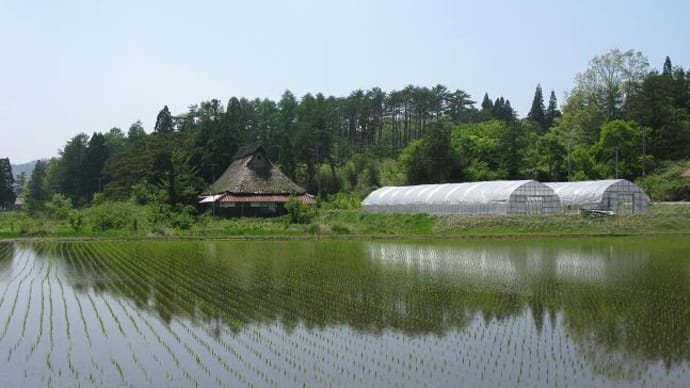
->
[526, 196, 545, 215]
[616, 194, 634, 214]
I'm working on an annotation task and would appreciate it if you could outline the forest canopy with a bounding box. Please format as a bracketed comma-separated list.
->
[5, 49, 690, 211]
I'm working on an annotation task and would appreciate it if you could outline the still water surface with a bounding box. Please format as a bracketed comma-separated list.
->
[0, 238, 688, 387]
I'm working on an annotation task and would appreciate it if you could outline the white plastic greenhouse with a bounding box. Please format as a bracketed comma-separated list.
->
[361, 180, 562, 215]
[545, 179, 649, 214]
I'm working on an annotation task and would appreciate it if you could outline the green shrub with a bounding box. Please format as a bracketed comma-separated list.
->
[168, 205, 197, 230]
[331, 224, 350, 234]
[84, 201, 141, 232]
[19, 219, 48, 236]
[306, 224, 320, 234]
[320, 193, 362, 211]
[69, 211, 84, 232]
[285, 197, 317, 224]
[44, 194, 73, 220]
[637, 160, 690, 201]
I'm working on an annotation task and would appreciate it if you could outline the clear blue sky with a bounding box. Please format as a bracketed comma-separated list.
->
[2, 0, 689, 164]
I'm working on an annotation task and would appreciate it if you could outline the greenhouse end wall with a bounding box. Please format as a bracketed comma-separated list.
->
[545, 180, 650, 214]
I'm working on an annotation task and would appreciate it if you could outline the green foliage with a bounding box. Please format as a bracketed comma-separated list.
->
[84, 201, 141, 232]
[284, 197, 317, 224]
[636, 160, 690, 201]
[91, 192, 106, 206]
[128, 181, 156, 205]
[400, 122, 464, 185]
[527, 84, 547, 132]
[69, 211, 84, 232]
[593, 120, 642, 179]
[317, 164, 343, 195]
[25, 160, 48, 213]
[44, 193, 73, 220]
[450, 119, 534, 180]
[126, 120, 146, 143]
[574, 48, 649, 122]
[167, 205, 197, 230]
[11, 51, 690, 208]
[0, 158, 15, 210]
[544, 90, 562, 130]
[154, 105, 174, 133]
[53, 133, 89, 206]
[319, 193, 362, 211]
[522, 130, 568, 180]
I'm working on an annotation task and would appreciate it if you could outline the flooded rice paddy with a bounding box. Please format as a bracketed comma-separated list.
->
[0, 238, 688, 387]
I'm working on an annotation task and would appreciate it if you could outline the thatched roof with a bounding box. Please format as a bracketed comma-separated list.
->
[205, 144, 305, 195]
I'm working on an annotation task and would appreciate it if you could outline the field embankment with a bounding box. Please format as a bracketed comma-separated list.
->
[1, 202, 689, 240]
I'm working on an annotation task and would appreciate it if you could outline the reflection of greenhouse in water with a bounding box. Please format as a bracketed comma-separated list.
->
[366, 242, 649, 285]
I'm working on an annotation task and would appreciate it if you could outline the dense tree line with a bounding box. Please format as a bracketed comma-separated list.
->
[11, 49, 690, 212]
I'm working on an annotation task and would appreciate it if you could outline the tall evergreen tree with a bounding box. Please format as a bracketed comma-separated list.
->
[0, 158, 15, 210]
[662, 56, 673, 76]
[478, 93, 494, 120]
[82, 132, 109, 198]
[154, 105, 174, 133]
[26, 160, 48, 211]
[544, 90, 562, 130]
[54, 133, 89, 205]
[481, 93, 493, 111]
[277, 90, 298, 176]
[127, 120, 146, 143]
[527, 84, 547, 132]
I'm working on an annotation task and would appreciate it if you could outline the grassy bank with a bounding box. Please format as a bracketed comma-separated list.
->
[1, 202, 689, 240]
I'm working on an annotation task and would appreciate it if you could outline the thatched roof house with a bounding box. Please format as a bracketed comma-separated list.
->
[199, 144, 314, 216]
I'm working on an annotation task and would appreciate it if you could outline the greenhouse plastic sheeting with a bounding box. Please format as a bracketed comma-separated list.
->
[545, 179, 649, 214]
[361, 180, 561, 215]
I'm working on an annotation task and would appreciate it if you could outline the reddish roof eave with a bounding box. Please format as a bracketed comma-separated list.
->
[210, 193, 316, 204]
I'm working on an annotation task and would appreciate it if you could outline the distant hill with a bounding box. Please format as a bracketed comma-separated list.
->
[11, 160, 38, 178]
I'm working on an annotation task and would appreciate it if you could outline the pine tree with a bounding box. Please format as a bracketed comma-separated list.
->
[527, 84, 546, 132]
[662, 56, 673, 77]
[492, 97, 504, 118]
[503, 100, 516, 121]
[544, 90, 562, 130]
[26, 160, 47, 211]
[0, 158, 15, 210]
[154, 105, 174, 133]
[481, 93, 493, 111]
[127, 120, 146, 143]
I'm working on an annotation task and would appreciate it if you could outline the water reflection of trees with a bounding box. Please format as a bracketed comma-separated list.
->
[368, 239, 690, 377]
[27, 239, 690, 375]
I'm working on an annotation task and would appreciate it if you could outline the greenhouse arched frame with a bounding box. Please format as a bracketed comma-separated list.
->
[361, 180, 562, 215]
[545, 179, 649, 214]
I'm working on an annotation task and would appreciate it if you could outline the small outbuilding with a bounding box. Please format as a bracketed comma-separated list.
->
[545, 179, 649, 214]
[361, 180, 561, 215]
[199, 144, 314, 217]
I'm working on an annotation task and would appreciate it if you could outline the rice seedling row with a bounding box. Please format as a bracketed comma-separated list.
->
[105, 242, 282, 386]
[5, 252, 46, 363]
[72, 242, 196, 387]
[1, 239, 688, 387]
[0, 247, 34, 341]
[109, 242, 342, 386]
[91, 241, 275, 387]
